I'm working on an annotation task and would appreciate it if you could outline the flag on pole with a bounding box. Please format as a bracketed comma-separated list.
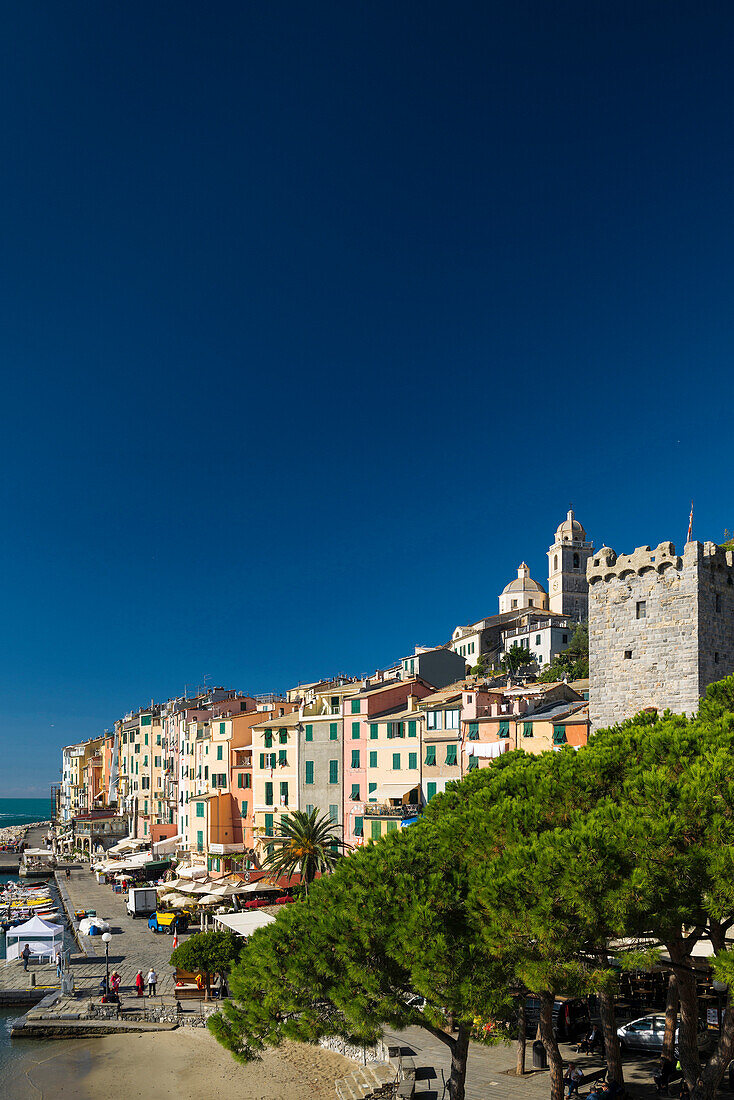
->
[687, 502, 693, 543]
[172, 933, 178, 950]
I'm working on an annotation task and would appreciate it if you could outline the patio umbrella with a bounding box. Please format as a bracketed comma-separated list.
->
[197, 894, 221, 905]
[166, 894, 191, 908]
[210, 883, 240, 897]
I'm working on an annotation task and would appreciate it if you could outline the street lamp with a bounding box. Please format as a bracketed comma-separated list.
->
[101, 932, 112, 996]
[713, 979, 727, 1033]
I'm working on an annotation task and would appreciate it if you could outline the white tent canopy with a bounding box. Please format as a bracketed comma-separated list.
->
[213, 912, 275, 938]
[108, 837, 149, 855]
[153, 834, 182, 857]
[23, 848, 55, 859]
[6, 915, 64, 961]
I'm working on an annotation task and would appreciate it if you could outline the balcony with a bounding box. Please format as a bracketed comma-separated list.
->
[364, 802, 421, 819]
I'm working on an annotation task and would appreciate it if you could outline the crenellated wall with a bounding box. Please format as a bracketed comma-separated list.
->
[587, 540, 734, 730]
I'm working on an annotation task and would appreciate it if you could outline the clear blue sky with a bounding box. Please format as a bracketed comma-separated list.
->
[2, 2, 733, 794]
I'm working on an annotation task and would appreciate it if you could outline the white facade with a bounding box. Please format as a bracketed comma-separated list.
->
[501, 619, 574, 669]
[499, 563, 548, 614]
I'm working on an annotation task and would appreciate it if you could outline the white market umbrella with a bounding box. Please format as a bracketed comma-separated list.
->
[166, 894, 191, 908]
[197, 894, 221, 905]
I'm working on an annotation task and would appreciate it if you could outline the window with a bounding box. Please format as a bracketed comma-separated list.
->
[196, 803, 204, 818]
[387, 721, 403, 738]
[305, 804, 314, 815]
[392, 753, 401, 770]
[371, 820, 382, 841]
[259, 753, 265, 769]
[554, 554, 558, 571]
[512, 599, 518, 609]
[264, 730, 272, 748]
[351, 700, 360, 714]
[499, 721, 510, 738]
[305, 724, 313, 742]
[467, 757, 478, 771]
[238, 773, 244, 788]
[240, 801, 248, 818]
[523, 722, 533, 738]
[368, 781, 377, 795]
[305, 761, 314, 785]
[408, 720, 417, 738]
[446, 744, 457, 766]
[217, 745, 223, 760]
[386, 819, 398, 833]
[562, 634, 568, 644]
[528, 600, 533, 607]
[330, 697, 339, 714]
[354, 817, 363, 837]
[369, 751, 377, 768]
[264, 813, 274, 837]
[536, 635, 541, 646]
[426, 782, 437, 802]
[715, 652, 720, 664]
[351, 749, 360, 769]
[219, 722, 226, 736]
[408, 752, 417, 769]
[196, 830, 203, 851]
[425, 745, 436, 766]
[265, 781, 273, 805]
[351, 783, 360, 800]
[280, 781, 289, 805]
[144, 733, 149, 745]
[573, 552, 580, 569]
[329, 723, 338, 741]
[427, 711, 441, 730]
[624, 650, 632, 660]
[636, 600, 646, 619]
[278, 749, 287, 766]
[279, 729, 288, 744]
[352, 721, 360, 739]
[244, 773, 251, 788]
[370, 723, 378, 739]
[329, 805, 338, 823]
[553, 725, 567, 745]
[204, 766, 208, 780]
[468, 722, 479, 741]
[445, 710, 459, 730]
[329, 759, 339, 784]
[141, 715, 152, 726]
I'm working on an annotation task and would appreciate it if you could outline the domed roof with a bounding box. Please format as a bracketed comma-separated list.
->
[554, 508, 587, 543]
[501, 562, 547, 595]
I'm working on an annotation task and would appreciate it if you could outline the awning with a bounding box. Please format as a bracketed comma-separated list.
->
[465, 741, 509, 759]
[153, 833, 182, 857]
[375, 783, 421, 800]
[214, 912, 276, 938]
[108, 837, 149, 854]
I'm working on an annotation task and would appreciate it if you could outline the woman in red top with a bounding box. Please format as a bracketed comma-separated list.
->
[135, 970, 144, 997]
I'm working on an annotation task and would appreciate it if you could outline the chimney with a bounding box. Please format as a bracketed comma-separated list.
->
[406, 695, 416, 712]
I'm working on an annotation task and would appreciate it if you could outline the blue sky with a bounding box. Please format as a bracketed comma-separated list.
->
[1, 2, 733, 793]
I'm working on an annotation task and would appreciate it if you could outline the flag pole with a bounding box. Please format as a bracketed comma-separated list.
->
[686, 502, 693, 544]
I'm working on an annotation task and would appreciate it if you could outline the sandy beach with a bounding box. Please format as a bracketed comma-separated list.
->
[23, 1028, 354, 1100]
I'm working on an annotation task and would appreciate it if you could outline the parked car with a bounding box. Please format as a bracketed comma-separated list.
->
[148, 910, 189, 935]
[617, 1014, 716, 1054]
[525, 995, 596, 1041]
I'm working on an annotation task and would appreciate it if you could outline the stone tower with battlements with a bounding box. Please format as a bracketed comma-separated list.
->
[547, 509, 594, 619]
[587, 539, 734, 730]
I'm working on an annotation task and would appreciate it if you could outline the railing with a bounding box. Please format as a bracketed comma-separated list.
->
[503, 619, 571, 640]
[364, 802, 421, 819]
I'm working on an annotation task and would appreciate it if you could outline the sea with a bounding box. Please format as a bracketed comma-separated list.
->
[0, 798, 54, 828]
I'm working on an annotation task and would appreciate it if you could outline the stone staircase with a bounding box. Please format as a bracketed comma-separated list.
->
[334, 1062, 397, 1100]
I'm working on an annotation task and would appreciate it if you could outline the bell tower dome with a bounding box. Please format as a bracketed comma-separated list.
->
[547, 508, 594, 619]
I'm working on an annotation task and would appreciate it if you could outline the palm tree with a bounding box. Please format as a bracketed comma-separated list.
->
[261, 808, 349, 896]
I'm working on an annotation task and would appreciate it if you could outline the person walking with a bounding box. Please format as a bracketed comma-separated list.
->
[110, 971, 121, 996]
[55, 948, 63, 979]
[135, 970, 145, 998]
[146, 968, 158, 997]
[21, 944, 31, 971]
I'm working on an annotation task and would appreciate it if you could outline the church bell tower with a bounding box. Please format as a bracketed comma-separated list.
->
[547, 508, 594, 620]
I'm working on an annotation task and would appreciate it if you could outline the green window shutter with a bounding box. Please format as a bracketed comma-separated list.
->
[371, 820, 381, 841]
[426, 782, 437, 802]
[409, 752, 417, 769]
[468, 722, 479, 740]
[264, 730, 272, 747]
[351, 699, 360, 714]
[408, 721, 416, 737]
[280, 781, 288, 805]
[329, 723, 338, 740]
[220, 722, 226, 735]
[553, 725, 567, 745]
[196, 802, 204, 818]
[141, 715, 152, 726]
[368, 782, 377, 795]
[305, 761, 314, 784]
[523, 722, 533, 738]
[499, 721, 510, 738]
[265, 782, 273, 805]
[329, 759, 338, 784]
[329, 804, 339, 823]
[351, 783, 360, 800]
[446, 744, 457, 766]
[245, 773, 251, 788]
[392, 753, 401, 770]
[386, 819, 398, 833]
[352, 721, 360, 739]
[370, 723, 378, 739]
[144, 733, 149, 745]
[279, 749, 287, 766]
[305, 724, 313, 741]
[305, 804, 314, 815]
[354, 816, 363, 837]
[240, 801, 247, 818]
[351, 749, 360, 769]
[237, 773, 244, 788]
[259, 753, 265, 769]
[279, 729, 288, 744]
[425, 745, 436, 766]
[468, 757, 479, 771]
[196, 830, 203, 848]
[264, 813, 273, 836]
[217, 745, 223, 760]
[369, 751, 377, 768]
